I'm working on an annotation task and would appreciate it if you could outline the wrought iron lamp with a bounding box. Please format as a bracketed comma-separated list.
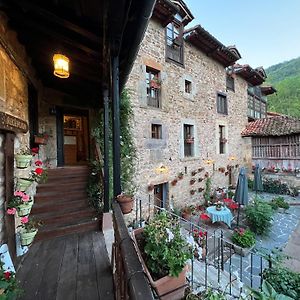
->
[53, 54, 70, 78]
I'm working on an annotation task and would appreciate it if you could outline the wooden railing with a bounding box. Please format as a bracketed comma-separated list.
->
[112, 201, 154, 300]
[253, 143, 300, 159]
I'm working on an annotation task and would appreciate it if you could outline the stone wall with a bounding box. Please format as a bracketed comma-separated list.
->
[126, 19, 252, 214]
[0, 134, 4, 243]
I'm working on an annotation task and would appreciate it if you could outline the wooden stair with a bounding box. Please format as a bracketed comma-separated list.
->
[32, 166, 100, 241]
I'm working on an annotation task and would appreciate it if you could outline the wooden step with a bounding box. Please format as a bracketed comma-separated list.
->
[47, 167, 89, 176]
[31, 199, 89, 214]
[34, 190, 88, 202]
[35, 218, 100, 241]
[35, 209, 97, 227]
[36, 181, 88, 192]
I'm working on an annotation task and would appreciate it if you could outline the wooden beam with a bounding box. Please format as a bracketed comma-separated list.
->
[9, 0, 101, 44]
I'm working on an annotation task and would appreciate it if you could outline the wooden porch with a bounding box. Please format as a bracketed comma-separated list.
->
[16, 231, 114, 300]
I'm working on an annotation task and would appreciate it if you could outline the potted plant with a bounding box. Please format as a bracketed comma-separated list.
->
[218, 167, 226, 173]
[185, 135, 194, 144]
[215, 201, 223, 211]
[231, 228, 256, 256]
[132, 212, 192, 299]
[178, 172, 184, 180]
[15, 148, 33, 169]
[191, 170, 197, 176]
[16, 177, 34, 191]
[198, 167, 204, 172]
[34, 133, 50, 145]
[190, 178, 196, 185]
[171, 179, 178, 186]
[116, 193, 134, 214]
[0, 261, 23, 299]
[19, 217, 42, 246]
[149, 76, 161, 89]
[198, 187, 204, 192]
[190, 189, 196, 195]
[192, 229, 207, 260]
[7, 190, 33, 217]
[181, 205, 194, 220]
[30, 165, 48, 184]
[269, 196, 290, 213]
[148, 183, 154, 192]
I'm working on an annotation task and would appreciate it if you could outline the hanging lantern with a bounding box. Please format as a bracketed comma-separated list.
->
[53, 54, 69, 78]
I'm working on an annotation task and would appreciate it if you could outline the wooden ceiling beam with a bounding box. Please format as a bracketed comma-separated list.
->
[9, 0, 101, 44]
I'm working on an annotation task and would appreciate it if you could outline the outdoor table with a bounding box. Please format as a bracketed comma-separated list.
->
[206, 206, 233, 228]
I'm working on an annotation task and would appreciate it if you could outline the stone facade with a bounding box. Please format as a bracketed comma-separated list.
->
[126, 18, 252, 213]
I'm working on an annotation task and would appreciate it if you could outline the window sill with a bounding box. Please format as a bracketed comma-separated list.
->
[180, 156, 201, 162]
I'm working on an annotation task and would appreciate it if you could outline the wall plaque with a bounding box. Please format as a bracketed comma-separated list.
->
[0, 112, 28, 133]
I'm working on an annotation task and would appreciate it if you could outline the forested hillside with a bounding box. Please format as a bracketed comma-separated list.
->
[265, 57, 300, 118]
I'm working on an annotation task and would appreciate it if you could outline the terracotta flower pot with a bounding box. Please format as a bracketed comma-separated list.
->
[15, 154, 33, 169]
[34, 136, 47, 145]
[132, 228, 188, 300]
[116, 194, 134, 214]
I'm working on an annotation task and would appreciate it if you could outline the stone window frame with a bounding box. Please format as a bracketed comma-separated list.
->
[146, 66, 161, 109]
[180, 119, 199, 160]
[151, 123, 162, 139]
[0, 57, 5, 102]
[216, 121, 228, 155]
[181, 74, 196, 101]
[216, 92, 228, 115]
[185, 80, 192, 94]
[226, 74, 235, 92]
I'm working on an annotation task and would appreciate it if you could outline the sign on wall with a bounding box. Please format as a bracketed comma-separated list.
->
[0, 112, 28, 133]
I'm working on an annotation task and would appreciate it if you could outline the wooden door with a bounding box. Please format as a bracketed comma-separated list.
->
[154, 184, 163, 208]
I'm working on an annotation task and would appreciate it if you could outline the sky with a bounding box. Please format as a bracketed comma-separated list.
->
[184, 0, 300, 69]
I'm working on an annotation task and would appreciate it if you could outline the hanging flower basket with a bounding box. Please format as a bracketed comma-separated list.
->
[116, 194, 134, 214]
[171, 179, 178, 186]
[16, 178, 34, 191]
[19, 229, 38, 246]
[34, 136, 47, 145]
[185, 138, 194, 144]
[150, 80, 161, 89]
[15, 154, 33, 169]
[148, 184, 154, 192]
[17, 201, 33, 217]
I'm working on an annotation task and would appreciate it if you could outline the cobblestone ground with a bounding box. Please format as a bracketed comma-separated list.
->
[223, 192, 300, 289]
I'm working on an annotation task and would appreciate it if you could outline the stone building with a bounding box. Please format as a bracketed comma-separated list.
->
[126, 0, 269, 211]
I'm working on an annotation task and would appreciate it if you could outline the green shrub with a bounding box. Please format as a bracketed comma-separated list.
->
[245, 198, 273, 235]
[263, 267, 300, 299]
[271, 196, 290, 210]
[232, 228, 255, 248]
[248, 178, 254, 191]
[263, 178, 299, 196]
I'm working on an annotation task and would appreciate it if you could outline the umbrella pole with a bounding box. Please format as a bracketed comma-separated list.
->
[237, 203, 241, 227]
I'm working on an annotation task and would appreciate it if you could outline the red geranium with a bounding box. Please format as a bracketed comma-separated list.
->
[31, 147, 39, 155]
[35, 160, 43, 166]
[4, 271, 11, 280]
[35, 168, 43, 175]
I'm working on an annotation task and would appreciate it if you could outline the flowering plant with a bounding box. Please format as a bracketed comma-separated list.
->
[20, 217, 42, 233]
[16, 147, 32, 156]
[215, 201, 223, 209]
[143, 211, 192, 278]
[30, 166, 47, 183]
[7, 191, 31, 215]
[193, 229, 207, 248]
[0, 261, 22, 299]
[232, 228, 255, 248]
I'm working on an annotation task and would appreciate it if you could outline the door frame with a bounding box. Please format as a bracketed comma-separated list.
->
[56, 107, 90, 167]
[153, 182, 169, 208]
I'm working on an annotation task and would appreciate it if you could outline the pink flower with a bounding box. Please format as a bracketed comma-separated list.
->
[22, 194, 30, 202]
[7, 208, 16, 215]
[14, 191, 24, 197]
[35, 160, 43, 166]
[21, 216, 29, 224]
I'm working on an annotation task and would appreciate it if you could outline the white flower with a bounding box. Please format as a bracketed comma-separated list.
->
[165, 228, 174, 242]
[186, 235, 195, 246]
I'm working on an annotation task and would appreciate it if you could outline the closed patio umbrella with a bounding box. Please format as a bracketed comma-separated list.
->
[234, 167, 249, 227]
[253, 163, 263, 193]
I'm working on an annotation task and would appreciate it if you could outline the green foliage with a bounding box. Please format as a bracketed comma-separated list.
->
[262, 178, 298, 196]
[0, 262, 23, 299]
[197, 288, 226, 300]
[232, 228, 255, 248]
[143, 212, 192, 278]
[266, 57, 300, 118]
[227, 190, 235, 199]
[263, 267, 300, 299]
[245, 198, 273, 235]
[269, 197, 290, 210]
[86, 160, 103, 213]
[251, 280, 294, 300]
[203, 177, 212, 206]
[91, 89, 136, 200]
[248, 178, 254, 191]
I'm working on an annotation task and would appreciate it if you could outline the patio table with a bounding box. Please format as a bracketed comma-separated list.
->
[206, 206, 233, 228]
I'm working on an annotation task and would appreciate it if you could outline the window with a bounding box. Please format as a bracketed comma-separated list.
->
[185, 80, 192, 94]
[219, 125, 226, 154]
[247, 85, 267, 120]
[166, 21, 184, 65]
[217, 93, 228, 115]
[151, 124, 162, 139]
[146, 67, 161, 108]
[184, 124, 194, 157]
[226, 75, 235, 92]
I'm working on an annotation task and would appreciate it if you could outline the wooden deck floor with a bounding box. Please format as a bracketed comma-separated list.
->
[17, 231, 114, 300]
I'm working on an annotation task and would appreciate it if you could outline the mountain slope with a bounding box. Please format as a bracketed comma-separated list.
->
[266, 57, 300, 118]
